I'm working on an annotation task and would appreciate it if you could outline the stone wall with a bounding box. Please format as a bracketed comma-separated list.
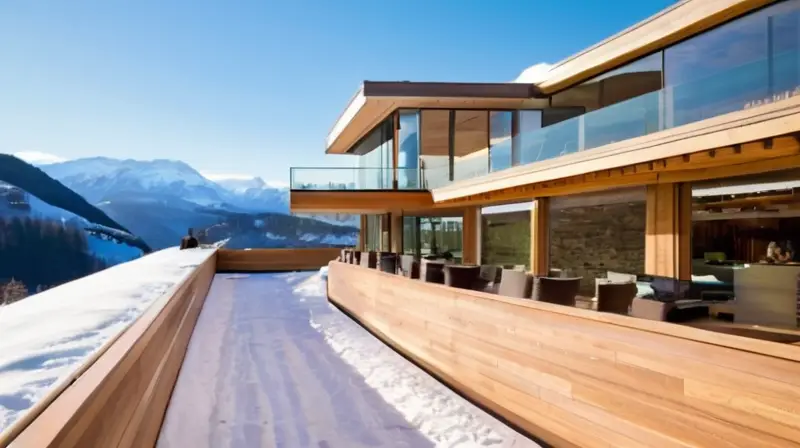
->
[549, 202, 646, 296]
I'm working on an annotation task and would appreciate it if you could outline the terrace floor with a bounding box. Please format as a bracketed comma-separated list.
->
[157, 271, 539, 448]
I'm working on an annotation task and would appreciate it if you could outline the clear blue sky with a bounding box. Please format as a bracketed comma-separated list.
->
[0, 0, 673, 184]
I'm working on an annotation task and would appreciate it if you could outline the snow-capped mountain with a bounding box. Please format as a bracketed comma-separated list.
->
[40, 157, 230, 207]
[40, 158, 291, 214]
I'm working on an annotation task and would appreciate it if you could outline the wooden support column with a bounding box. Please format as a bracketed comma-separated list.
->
[392, 112, 399, 190]
[530, 198, 549, 275]
[645, 183, 692, 279]
[358, 215, 367, 250]
[390, 213, 403, 254]
[462, 206, 480, 265]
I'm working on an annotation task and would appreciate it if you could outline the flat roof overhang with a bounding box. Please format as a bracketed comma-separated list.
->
[325, 81, 543, 155]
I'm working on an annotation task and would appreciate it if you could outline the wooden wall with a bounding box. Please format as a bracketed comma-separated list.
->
[327, 262, 800, 447]
[7, 252, 218, 448]
[216, 248, 341, 272]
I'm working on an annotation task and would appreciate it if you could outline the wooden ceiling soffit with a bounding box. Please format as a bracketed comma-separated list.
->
[435, 134, 800, 207]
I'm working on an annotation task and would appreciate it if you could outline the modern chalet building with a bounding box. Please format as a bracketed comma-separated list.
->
[4, 1, 800, 448]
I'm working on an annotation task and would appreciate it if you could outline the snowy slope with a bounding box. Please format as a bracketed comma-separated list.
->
[0, 185, 146, 263]
[40, 157, 228, 207]
[0, 247, 216, 434]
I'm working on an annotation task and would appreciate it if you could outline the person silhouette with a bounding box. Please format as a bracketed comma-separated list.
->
[180, 228, 199, 250]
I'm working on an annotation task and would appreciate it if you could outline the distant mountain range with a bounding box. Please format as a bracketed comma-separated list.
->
[32, 157, 358, 250]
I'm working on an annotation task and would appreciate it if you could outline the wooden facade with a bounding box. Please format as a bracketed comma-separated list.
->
[327, 262, 800, 448]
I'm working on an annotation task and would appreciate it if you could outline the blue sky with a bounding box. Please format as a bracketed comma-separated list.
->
[0, 0, 673, 184]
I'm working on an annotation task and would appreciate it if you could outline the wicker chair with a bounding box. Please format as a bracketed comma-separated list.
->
[497, 269, 532, 298]
[399, 255, 420, 279]
[596, 282, 637, 314]
[444, 265, 481, 290]
[531, 277, 582, 307]
[420, 260, 446, 284]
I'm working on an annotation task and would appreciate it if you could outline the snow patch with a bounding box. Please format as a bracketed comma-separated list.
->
[12, 151, 67, 165]
[293, 274, 539, 447]
[512, 62, 553, 84]
[0, 247, 216, 433]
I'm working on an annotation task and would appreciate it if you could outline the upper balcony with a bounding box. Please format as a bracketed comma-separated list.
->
[302, 0, 800, 209]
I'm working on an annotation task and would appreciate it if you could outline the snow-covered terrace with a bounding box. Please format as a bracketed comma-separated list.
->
[0, 247, 538, 447]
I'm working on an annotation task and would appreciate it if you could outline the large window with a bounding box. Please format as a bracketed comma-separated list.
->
[453, 110, 489, 181]
[549, 188, 646, 296]
[419, 110, 451, 189]
[398, 110, 420, 189]
[354, 118, 394, 189]
[481, 202, 531, 269]
[665, 0, 800, 126]
[517, 109, 544, 165]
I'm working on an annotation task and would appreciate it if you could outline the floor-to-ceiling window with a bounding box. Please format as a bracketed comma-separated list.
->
[354, 117, 394, 189]
[419, 110, 451, 189]
[453, 110, 489, 181]
[364, 214, 383, 251]
[548, 188, 646, 297]
[398, 110, 420, 189]
[481, 202, 531, 268]
[665, 0, 800, 126]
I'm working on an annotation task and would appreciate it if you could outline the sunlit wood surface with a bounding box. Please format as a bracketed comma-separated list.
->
[328, 262, 800, 447]
[216, 248, 340, 272]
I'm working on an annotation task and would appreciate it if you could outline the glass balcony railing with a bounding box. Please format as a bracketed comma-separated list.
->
[496, 48, 800, 178]
[294, 49, 799, 192]
[290, 167, 425, 191]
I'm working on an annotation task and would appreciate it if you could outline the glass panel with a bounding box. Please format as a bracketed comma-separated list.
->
[355, 117, 394, 189]
[398, 110, 420, 189]
[665, 0, 800, 126]
[419, 110, 451, 189]
[552, 51, 663, 112]
[419, 217, 463, 261]
[481, 202, 531, 268]
[489, 111, 513, 172]
[290, 167, 417, 190]
[365, 214, 382, 251]
[516, 110, 542, 165]
[402, 216, 420, 257]
[549, 188, 646, 297]
[453, 110, 489, 181]
[691, 167, 800, 332]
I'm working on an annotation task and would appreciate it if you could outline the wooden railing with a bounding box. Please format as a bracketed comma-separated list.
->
[2, 247, 339, 448]
[216, 247, 341, 272]
[6, 252, 217, 448]
[327, 261, 800, 448]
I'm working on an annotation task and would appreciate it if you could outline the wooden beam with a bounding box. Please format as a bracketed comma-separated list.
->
[290, 190, 435, 214]
[461, 206, 479, 265]
[645, 183, 691, 279]
[530, 198, 549, 275]
[358, 215, 367, 251]
[216, 248, 341, 272]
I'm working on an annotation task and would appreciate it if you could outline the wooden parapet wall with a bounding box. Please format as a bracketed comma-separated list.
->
[6, 252, 217, 448]
[327, 262, 800, 447]
[216, 248, 341, 272]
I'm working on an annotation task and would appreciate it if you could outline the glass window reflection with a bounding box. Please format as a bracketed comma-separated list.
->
[489, 111, 513, 172]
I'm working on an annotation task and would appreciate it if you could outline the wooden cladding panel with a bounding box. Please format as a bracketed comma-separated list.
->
[530, 198, 549, 276]
[216, 248, 341, 272]
[327, 262, 800, 447]
[9, 252, 217, 448]
[462, 206, 479, 265]
[645, 183, 692, 279]
[290, 190, 435, 214]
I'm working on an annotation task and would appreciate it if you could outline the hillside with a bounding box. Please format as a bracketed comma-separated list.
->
[0, 154, 133, 233]
[38, 157, 359, 250]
